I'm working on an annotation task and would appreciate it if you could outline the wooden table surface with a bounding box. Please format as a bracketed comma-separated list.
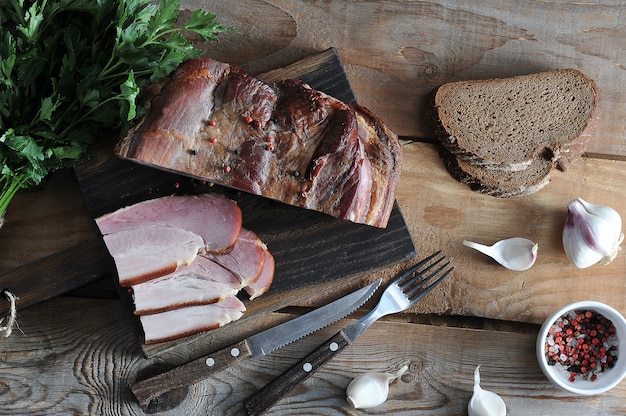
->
[1, 1, 625, 414]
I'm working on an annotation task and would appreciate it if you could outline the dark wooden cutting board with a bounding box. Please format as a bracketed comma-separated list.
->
[0, 49, 416, 349]
[75, 48, 415, 294]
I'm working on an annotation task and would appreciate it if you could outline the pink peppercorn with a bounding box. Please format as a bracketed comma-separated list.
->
[545, 309, 619, 382]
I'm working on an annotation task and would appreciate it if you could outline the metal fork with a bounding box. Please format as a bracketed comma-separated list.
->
[244, 251, 453, 416]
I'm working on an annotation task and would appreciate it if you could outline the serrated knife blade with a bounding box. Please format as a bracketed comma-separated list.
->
[130, 279, 381, 405]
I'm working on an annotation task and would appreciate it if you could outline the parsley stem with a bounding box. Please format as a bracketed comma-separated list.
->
[0, 174, 29, 219]
[59, 97, 120, 139]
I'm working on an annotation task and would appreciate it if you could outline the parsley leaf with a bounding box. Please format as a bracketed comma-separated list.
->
[0, 0, 235, 221]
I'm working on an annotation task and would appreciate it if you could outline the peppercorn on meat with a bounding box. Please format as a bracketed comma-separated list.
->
[115, 58, 401, 228]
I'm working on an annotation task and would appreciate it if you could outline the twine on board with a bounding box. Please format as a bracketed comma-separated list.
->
[0, 289, 18, 337]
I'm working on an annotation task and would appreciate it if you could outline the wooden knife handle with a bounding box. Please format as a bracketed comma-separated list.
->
[131, 339, 252, 405]
[244, 331, 350, 416]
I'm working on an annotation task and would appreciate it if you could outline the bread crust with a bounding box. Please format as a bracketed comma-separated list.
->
[438, 146, 551, 198]
[428, 69, 599, 172]
[426, 69, 599, 197]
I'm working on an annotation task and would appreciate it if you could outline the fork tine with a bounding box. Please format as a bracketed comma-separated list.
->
[394, 250, 442, 286]
[404, 262, 453, 302]
[398, 255, 446, 290]
[402, 258, 449, 289]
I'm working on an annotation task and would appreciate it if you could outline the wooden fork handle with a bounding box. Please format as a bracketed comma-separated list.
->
[244, 330, 350, 416]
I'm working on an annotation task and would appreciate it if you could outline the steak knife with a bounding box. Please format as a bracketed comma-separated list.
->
[130, 279, 381, 405]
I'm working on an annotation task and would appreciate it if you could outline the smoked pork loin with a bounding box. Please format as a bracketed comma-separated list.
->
[115, 58, 401, 228]
[95, 193, 274, 344]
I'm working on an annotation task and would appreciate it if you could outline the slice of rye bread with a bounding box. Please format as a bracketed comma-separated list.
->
[439, 146, 552, 198]
[427, 69, 599, 172]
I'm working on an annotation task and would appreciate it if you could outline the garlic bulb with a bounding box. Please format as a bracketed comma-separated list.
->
[463, 238, 538, 271]
[468, 366, 506, 416]
[346, 365, 408, 409]
[563, 197, 624, 268]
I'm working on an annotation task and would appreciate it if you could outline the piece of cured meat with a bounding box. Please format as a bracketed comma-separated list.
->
[244, 248, 274, 300]
[131, 256, 242, 315]
[102, 226, 204, 286]
[96, 193, 242, 254]
[303, 102, 373, 224]
[140, 296, 246, 344]
[115, 58, 401, 228]
[203, 228, 266, 287]
[352, 105, 402, 226]
[96, 193, 275, 343]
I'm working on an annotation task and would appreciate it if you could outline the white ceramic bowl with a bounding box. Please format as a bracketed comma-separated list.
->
[537, 301, 626, 395]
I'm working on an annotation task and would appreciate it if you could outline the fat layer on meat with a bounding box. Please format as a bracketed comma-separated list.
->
[140, 296, 246, 344]
[96, 193, 242, 254]
[115, 58, 401, 228]
[131, 256, 242, 315]
[97, 193, 274, 343]
[102, 226, 204, 286]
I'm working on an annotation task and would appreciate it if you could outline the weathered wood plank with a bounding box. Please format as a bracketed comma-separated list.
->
[0, 297, 624, 415]
[0, 236, 115, 316]
[189, 0, 626, 159]
[394, 140, 626, 323]
[0, 170, 94, 271]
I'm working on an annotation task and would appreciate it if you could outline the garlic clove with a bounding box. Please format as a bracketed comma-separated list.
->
[346, 365, 408, 409]
[577, 198, 622, 229]
[463, 238, 538, 271]
[563, 198, 624, 268]
[468, 365, 506, 416]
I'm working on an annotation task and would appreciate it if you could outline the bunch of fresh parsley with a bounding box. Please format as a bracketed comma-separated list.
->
[0, 0, 233, 224]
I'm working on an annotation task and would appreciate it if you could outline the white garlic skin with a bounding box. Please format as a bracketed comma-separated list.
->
[468, 366, 506, 416]
[346, 365, 408, 409]
[563, 198, 624, 268]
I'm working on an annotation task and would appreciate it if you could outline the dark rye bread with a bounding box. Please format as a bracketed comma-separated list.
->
[428, 69, 598, 173]
[439, 146, 552, 198]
